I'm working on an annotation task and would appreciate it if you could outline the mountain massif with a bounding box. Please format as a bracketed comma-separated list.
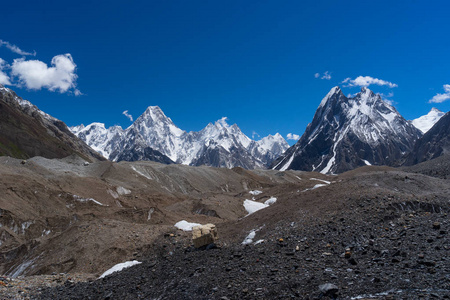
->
[71, 107, 289, 169]
[1, 84, 448, 174]
[0, 85, 103, 162]
[272, 87, 423, 174]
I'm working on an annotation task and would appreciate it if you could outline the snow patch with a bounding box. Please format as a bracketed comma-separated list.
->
[243, 200, 269, 215]
[264, 197, 277, 205]
[116, 186, 131, 195]
[73, 195, 105, 206]
[310, 178, 331, 184]
[244, 197, 277, 215]
[302, 184, 328, 192]
[99, 260, 142, 279]
[249, 190, 262, 195]
[242, 230, 256, 245]
[363, 159, 372, 166]
[279, 153, 295, 171]
[174, 220, 201, 231]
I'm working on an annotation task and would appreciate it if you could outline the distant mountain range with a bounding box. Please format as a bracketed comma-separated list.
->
[0, 84, 448, 172]
[71, 107, 289, 169]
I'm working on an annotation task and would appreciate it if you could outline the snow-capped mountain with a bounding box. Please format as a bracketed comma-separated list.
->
[411, 108, 445, 133]
[70, 123, 125, 158]
[71, 107, 289, 169]
[404, 111, 450, 165]
[0, 85, 104, 161]
[272, 86, 422, 174]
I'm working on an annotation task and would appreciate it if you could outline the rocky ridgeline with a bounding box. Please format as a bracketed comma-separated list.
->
[32, 195, 449, 299]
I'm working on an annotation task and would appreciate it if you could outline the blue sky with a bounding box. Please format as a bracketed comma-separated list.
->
[1, 0, 449, 145]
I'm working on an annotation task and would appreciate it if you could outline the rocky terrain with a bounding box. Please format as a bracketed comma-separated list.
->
[0, 85, 103, 162]
[0, 154, 447, 299]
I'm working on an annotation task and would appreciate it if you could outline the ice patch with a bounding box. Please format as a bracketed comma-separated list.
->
[99, 260, 142, 279]
[107, 189, 119, 199]
[363, 159, 372, 166]
[244, 197, 277, 215]
[116, 186, 131, 195]
[302, 184, 327, 192]
[249, 190, 262, 195]
[243, 200, 269, 215]
[174, 220, 201, 231]
[242, 230, 256, 245]
[147, 208, 154, 221]
[310, 178, 331, 184]
[73, 195, 105, 206]
[264, 197, 277, 205]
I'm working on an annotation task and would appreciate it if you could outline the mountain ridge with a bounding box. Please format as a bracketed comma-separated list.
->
[71, 106, 289, 169]
[272, 86, 422, 173]
[0, 85, 104, 162]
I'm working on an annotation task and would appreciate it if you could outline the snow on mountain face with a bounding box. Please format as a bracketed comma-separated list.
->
[71, 107, 288, 169]
[70, 123, 125, 158]
[272, 86, 422, 174]
[411, 108, 445, 133]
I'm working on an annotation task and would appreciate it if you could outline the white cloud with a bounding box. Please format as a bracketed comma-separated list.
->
[122, 110, 133, 122]
[342, 76, 398, 88]
[315, 71, 331, 80]
[429, 84, 450, 103]
[0, 40, 35, 56]
[287, 133, 300, 140]
[0, 58, 11, 85]
[11, 54, 79, 94]
[321, 71, 331, 80]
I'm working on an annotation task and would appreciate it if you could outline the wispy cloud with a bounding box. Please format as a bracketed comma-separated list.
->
[10, 54, 80, 94]
[429, 84, 450, 103]
[315, 71, 331, 80]
[0, 39, 36, 56]
[286, 133, 300, 140]
[379, 92, 394, 105]
[342, 76, 398, 88]
[0, 58, 11, 85]
[252, 131, 260, 139]
[122, 110, 133, 122]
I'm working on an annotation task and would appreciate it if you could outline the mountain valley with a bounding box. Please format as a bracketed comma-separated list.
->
[0, 85, 448, 299]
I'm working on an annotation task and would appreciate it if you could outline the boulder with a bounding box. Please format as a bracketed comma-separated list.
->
[192, 224, 218, 248]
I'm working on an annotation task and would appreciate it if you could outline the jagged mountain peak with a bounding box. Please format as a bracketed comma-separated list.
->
[72, 107, 288, 169]
[272, 87, 421, 174]
[319, 86, 344, 107]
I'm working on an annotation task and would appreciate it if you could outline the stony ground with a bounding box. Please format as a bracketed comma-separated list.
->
[0, 156, 449, 299]
[32, 187, 450, 299]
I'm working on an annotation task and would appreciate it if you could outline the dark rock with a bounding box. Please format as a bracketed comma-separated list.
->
[319, 283, 339, 297]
